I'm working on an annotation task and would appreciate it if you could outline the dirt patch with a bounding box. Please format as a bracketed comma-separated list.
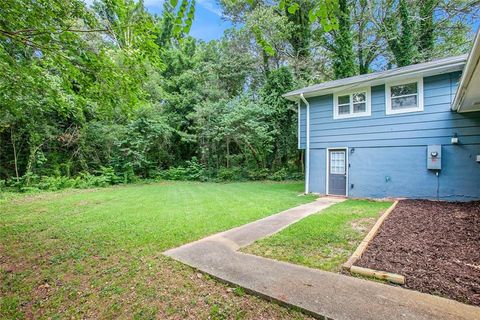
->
[350, 217, 376, 233]
[356, 199, 480, 306]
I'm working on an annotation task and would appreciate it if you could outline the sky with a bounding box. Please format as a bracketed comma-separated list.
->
[145, 0, 232, 41]
[84, 0, 232, 41]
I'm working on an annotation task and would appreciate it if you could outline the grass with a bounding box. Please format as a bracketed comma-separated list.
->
[242, 200, 393, 272]
[0, 181, 317, 319]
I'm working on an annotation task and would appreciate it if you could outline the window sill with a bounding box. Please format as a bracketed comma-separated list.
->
[385, 108, 423, 115]
[333, 112, 371, 120]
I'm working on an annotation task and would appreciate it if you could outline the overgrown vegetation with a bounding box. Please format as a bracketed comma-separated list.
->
[1, 0, 478, 193]
[242, 200, 393, 272]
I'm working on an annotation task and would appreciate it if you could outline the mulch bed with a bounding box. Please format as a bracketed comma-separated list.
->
[355, 199, 480, 306]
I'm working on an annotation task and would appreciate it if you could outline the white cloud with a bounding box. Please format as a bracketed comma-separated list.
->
[197, 0, 222, 16]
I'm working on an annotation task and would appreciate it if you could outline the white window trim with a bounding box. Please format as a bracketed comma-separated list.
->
[333, 87, 371, 120]
[385, 78, 424, 115]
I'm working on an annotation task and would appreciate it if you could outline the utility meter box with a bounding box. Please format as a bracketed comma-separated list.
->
[427, 145, 442, 170]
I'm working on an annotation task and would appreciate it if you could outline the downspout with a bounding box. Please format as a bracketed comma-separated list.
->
[300, 93, 310, 194]
[297, 100, 301, 149]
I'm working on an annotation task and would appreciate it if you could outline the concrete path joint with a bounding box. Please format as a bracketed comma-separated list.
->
[164, 197, 480, 320]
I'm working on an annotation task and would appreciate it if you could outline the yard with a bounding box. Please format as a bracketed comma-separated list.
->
[0, 181, 317, 319]
[242, 200, 393, 272]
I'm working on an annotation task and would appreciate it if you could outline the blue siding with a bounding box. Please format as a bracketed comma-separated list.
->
[299, 104, 306, 149]
[299, 71, 480, 200]
[347, 145, 480, 200]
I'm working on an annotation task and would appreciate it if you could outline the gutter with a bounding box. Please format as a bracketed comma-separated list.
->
[300, 93, 310, 194]
[283, 55, 467, 102]
[452, 29, 480, 112]
[297, 101, 301, 149]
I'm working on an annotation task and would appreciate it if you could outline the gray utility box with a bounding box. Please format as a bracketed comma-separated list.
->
[427, 145, 442, 170]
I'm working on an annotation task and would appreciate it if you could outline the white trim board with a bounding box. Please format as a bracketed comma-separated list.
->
[284, 55, 466, 101]
[333, 87, 372, 120]
[385, 78, 424, 115]
[325, 147, 349, 197]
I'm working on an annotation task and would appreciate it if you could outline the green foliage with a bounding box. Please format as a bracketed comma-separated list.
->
[156, 157, 207, 181]
[381, 0, 477, 67]
[0, 0, 477, 193]
[331, 0, 357, 78]
[385, 0, 417, 66]
[217, 167, 245, 181]
[112, 108, 173, 180]
[2, 166, 124, 192]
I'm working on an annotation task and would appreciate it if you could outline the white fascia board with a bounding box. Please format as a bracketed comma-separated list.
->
[452, 29, 480, 112]
[284, 55, 467, 101]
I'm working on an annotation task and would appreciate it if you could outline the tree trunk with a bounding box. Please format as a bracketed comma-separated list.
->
[226, 136, 230, 168]
[10, 127, 19, 183]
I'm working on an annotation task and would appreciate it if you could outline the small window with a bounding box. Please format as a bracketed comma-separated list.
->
[386, 79, 423, 114]
[330, 151, 345, 174]
[333, 88, 371, 119]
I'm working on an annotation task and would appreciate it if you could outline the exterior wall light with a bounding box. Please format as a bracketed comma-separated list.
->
[451, 133, 459, 144]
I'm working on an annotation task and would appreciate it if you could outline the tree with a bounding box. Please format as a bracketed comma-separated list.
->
[352, 0, 381, 74]
[384, 0, 417, 66]
[330, 0, 357, 78]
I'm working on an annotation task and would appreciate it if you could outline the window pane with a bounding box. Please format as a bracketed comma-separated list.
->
[391, 95, 417, 110]
[338, 95, 350, 104]
[353, 102, 366, 113]
[353, 92, 366, 103]
[391, 82, 417, 97]
[338, 104, 350, 114]
[330, 151, 345, 174]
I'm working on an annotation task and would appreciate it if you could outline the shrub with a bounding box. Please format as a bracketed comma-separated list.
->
[268, 168, 288, 181]
[247, 168, 270, 181]
[217, 167, 244, 181]
[96, 166, 123, 185]
[3, 166, 125, 192]
[156, 157, 207, 181]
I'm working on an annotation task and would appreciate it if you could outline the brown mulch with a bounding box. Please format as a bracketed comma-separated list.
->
[356, 199, 480, 306]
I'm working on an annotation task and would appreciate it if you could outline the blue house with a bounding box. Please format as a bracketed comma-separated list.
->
[284, 31, 480, 201]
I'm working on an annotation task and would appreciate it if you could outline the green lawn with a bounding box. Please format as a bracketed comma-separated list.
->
[0, 181, 316, 319]
[242, 200, 393, 272]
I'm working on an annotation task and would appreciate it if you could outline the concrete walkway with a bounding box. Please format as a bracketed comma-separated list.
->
[164, 197, 480, 320]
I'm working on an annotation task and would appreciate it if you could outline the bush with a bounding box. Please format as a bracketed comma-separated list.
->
[2, 162, 305, 194]
[268, 168, 304, 181]
[35, 176, 78, 191]
[156, 157, 207, 181]
[217, 167, 244, 181]
[247, 168, 270, 181]
[4, 166, 124, 192]
[96, 166, 124, 185]
[268, 168, 288, 181]
[286, 171, 303, 180]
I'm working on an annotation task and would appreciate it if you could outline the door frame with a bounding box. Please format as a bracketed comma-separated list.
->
[326, 147, 349, 196]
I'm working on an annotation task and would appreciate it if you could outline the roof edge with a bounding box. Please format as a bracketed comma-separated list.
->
[284, 55, 467, 101]
[452, 29, 480, 112]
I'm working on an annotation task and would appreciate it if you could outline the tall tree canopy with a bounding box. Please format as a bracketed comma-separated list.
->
[0, 0, 478, 189]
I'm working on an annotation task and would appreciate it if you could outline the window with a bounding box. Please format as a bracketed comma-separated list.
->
[330, 151, 345, 174]
[386, 79, 424, 114]
[333, 88, 371, 119]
